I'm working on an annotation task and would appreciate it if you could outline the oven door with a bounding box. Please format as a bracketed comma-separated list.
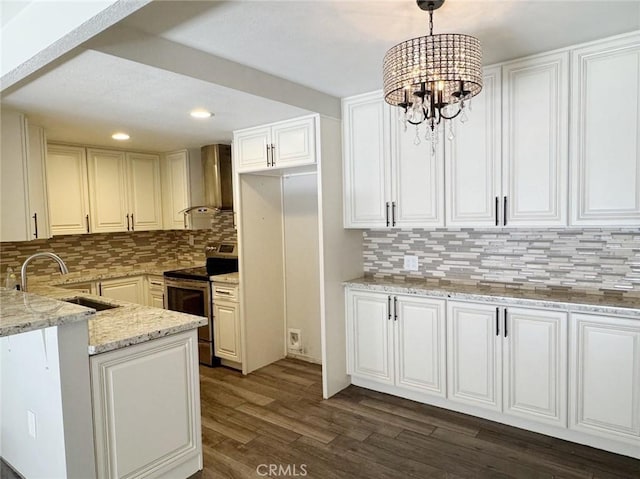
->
[164, 278, 215, 365]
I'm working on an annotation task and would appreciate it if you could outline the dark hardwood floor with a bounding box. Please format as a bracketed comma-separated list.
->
[197, 359, 640, 479]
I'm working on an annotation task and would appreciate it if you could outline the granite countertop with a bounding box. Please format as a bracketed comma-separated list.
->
[0, 287, 95, 337]
[31, 261, 204, 287]
[345, 276, 640, 319]
[210, 272, 240, 285]
[30, 285, 208, 355]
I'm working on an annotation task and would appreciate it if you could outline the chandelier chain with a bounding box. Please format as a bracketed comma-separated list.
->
[429, 9, 434, 36]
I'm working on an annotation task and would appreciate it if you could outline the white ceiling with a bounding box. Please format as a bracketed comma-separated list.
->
[2, 0, 639, 152]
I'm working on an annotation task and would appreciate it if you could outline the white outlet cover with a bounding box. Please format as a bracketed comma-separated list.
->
[27, 410, 37, 438]
[403, 255, 419, 271]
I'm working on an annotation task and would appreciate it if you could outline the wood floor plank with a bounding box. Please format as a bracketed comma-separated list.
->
[198, 361, 640, 478]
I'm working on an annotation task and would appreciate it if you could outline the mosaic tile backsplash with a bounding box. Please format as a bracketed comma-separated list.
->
[363, 228, 640, 296]
[0, 213, 236, 276]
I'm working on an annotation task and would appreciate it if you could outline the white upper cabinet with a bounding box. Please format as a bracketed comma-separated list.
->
[234, 116, 316, 173]
[445, 66, 502, 227]
[126, 152, 162, 231]
[47, 144, 91, 235]
[0, 112, 52, 241]
[87, 148, 129, 233]
[390, 109, 444, 228]
[162, 150, 191, 230]
[502, 52, 569, 226]
[570, 34, 640, 226]
[342, 91, 390, 228]
[342, 91, 443, 228]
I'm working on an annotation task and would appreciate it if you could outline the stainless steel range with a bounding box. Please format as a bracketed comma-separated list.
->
[164, 242, 238, 366]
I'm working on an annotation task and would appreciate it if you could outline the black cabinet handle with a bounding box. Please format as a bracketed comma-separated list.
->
[386, 202, 390, 227]
[271, 144, 276, 167]
[495, 307, 500, 336]
[504, 308, 508, 337]
[495, 197, 499, 226]
[391, 202, 396, 227]
[131, 213, 134, 231]
[503, 196, 507, 226]
[126, 214, 130, 231]
[32, 212, 38, 238]
[86, 214, 90, 233]
[387, 296, 392, 320]
[98, 283, 103, 296]
[393, 296, 398, 321]
[266, 145, 270, 167]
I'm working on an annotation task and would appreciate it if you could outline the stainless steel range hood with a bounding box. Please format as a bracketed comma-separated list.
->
[182, 144, 233, 214]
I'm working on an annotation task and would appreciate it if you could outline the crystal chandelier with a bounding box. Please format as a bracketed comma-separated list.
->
[383, 0, 483, 149]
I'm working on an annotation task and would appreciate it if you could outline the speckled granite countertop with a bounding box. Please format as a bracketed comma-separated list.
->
[0, 287, 95, 337]
[345, 277, 640, 319]
[210, 272, 239, 285]
[29, 285, 207, 355]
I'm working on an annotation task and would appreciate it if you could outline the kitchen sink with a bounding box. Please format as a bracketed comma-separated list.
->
[64, 297, 119, 311]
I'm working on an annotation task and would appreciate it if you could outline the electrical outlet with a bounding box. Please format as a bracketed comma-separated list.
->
[403, 255, 419, 271]
[188, 234, 195, 246]
[27, 410, 37, 438]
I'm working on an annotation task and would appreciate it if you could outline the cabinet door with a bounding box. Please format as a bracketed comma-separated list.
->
[87, 148, 129, 233]
[91, 331, 201, 479]
[47, 144, 91, 235]
[346, 289, 393, 385]
[503, 307, 567, 427]
[342, 91, 391, 228]
[100, 276, 145, 305]
[394, 296, 446, 396]
[214, 301, 241, 362]
[502, 52, 568, 226]
[162, 150, 190, 230]
[570, 313, 640, 443]
[271, 116, 316, 169]
[447, 301, 502, 412]
[571, 35, 640, 226]
[127, 152, 162, 231]
[390, 109, 444, 227]
[446, 66, 502, 227]
[26, 122, 51, 239]
[234, 126, 271, 173]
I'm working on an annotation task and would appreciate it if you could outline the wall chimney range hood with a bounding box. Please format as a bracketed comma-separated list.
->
[181, 144, 233, 215]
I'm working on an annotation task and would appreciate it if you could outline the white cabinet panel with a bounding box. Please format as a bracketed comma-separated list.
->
[234, 126, 271, 173]
[502, 52, 568, 226]
[503, 307, 567, 426]
[395, 296, 446, 396]
[447, 301, 502, 412]
[271, 116, 315, 170]
[214, 301, 241, 362]
[570, 313, 640, 443]
[390, 112, 444, 227]
[346, 289, 393, 385]
[26, 122, 51, 239]
[446, 66, 502, 227]
[571, 35, 640, 225]
[47, 144, 90, 235]
[162, 150, 190, 229]
[91, 331, 202, 479]
[87, 148, 129, 233]
[127, 152, 162, 231]
[342, 91, 390, 228]
[100, 276, 145, 305]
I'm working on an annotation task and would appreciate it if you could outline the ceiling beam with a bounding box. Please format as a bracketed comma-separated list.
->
[84, 24, 341, 119]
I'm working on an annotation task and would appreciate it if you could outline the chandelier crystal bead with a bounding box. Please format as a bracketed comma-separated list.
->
[383, 0, 483, 144]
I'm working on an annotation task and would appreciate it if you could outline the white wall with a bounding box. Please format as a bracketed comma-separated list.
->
[282, 173, 321, 362]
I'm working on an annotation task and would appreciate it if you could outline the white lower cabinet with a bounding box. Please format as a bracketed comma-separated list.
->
[213, 301, 240, 362]
[447, 301, 567, 426]
[146, 275, 165, 309]
[346, 289, 445, 396]
[99, 276, 145, 305]
[91, 330, 202, 479]
[570, 313, 640, 443]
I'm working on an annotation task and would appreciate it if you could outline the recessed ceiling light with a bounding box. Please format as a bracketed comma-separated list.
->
[190, 109, 213, 119]
[112, 132, 130, 141]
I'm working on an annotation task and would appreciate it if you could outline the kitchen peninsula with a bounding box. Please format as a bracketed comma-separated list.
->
[0, 285, 206, 479]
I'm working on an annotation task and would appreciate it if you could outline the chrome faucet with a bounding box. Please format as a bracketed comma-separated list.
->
[20, 252, 69, 292]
